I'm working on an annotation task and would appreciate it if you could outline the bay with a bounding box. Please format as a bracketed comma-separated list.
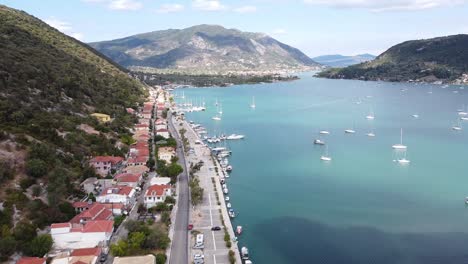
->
[176, 74, 468, 263]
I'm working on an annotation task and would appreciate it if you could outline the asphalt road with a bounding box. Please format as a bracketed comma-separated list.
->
[168, 112, 190, 264]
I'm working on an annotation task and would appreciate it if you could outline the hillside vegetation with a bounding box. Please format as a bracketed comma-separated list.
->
[0, 5, 146, 260]
[317, 35, 468, 84]
[90, 24, 320, 74]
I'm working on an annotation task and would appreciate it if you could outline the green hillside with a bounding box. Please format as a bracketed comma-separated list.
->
[0, 5, 146, 260]
[317, 35, 468, 84]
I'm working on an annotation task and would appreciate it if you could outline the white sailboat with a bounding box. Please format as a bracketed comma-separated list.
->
[250, 96, 256, 108]
[392, 128, 407, 149]
[319, 130, 330, 135]
[320, 146, 332, 161]
[344, 123, 356, 134]
[366, 107, 375, 120]
[452, 119, 462, 130]
[397, 150, 410, 164]
[366, 126, 375, 137]
[212, 105, 221, 121]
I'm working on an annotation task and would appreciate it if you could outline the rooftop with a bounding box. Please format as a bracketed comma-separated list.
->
[17, 257, 46, 264]
[145, 184, 171, 197]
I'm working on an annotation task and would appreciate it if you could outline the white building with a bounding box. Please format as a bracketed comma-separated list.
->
[157, 146, 175, 164]
[50, 221, 113, 250]
[144, 184, 172, 208]
[156, 129, 170, 139]
[96, 186, 135, 206]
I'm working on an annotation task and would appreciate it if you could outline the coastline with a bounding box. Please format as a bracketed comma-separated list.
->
[172, 113, 243, 264]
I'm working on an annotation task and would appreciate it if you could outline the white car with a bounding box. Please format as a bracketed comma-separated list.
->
[225, 196, 230, 201]
[194, 254, 204, 260]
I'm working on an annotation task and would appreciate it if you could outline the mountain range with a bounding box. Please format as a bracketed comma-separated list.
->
[317, 35, 468, 84]
[89, 25, 320, 74]
[313, 54, 376, 67]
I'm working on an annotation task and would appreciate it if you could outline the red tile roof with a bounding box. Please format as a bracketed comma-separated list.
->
[72, 201, 90, 208]
[70, 203, 113, 224]
[145, 184, 171, 197]
[17, 257, 46, 264]
[51, 222, 71, 229]
[81, 220, 113, 233]
[101, 186, 133, 196]
[90, 156, 124, 164]
[71, 247, 102, 257]
[127, 156, 148, 164]
[135, 123, 149, 128]
[102, 203, 124, 210]
[115, 174, 141, 183]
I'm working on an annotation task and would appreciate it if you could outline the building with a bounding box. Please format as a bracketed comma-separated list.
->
[51, 220, 113, 249]
[17, 257, 46, 264]
[155, 119, 167, 130]
[51, 247, 102, 264]
[150, 177, 171, 186]
[70, 203, 113, 224]
[89, 156, 124, 177]
[144, 184, 171, 208]
[113, 255, 155, 264]
[156, 128, 170, 139]
[114, 173, 142, 188]
[157, 146, 175, 163]
[126, 156, 148, 167]
[90, 113, 111, 123]
[97, 186, 135, 206]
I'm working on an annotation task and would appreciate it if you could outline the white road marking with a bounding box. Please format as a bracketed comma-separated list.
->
[213, 254, 217, 264]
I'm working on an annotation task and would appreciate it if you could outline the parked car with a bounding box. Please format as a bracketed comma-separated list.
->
[99, 254, 107, 263]
[194, 254, 204, 260]
[188, 224, 194, 230]
[211, 226, 221, 231]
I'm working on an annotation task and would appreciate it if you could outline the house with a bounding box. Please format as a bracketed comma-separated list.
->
[126, 156, 148, 167]
[51, 220, 113, 249]
[155, 119, 167, 130]
[157, 146, 175, 163]
[113, 255, 155, 264]
[70, 203, 113, 224]
[17, 257, 46, 264]
[114, 173, 142, 188]
[90, 113, 111, 123]
[150, 177, 171, 186]
[51, 247, 102, 264]
[156, 128, 170, 139]
[134, 123, 149, 131]
[96, 186, 135, 206]
[122, 165, 149, 175]
[89, 156, 124, 177]
[144, 184, 171, 208]
[80, 177, 99, 194]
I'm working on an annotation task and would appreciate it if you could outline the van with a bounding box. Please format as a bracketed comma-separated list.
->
[194, 234, 204, 248]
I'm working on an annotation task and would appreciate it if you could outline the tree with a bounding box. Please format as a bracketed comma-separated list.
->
[13, 221, 37, 247]
[58, 202, 76, 221]
[0, 236, 16, 261]
[156, 254, 167, 264]
[128, 232, 145, 250]
[167, 163, 183, 178]
[110, 240, 128, 257]
[32, 185, 42, 197]
[161, 211, 171, 226]
[25, 158, 48, 178]
[26, 234, 53, 257]
[88, 192, 96, 202]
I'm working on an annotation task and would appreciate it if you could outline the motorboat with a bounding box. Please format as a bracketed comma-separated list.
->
[226, 203, 232, 208]
[236, 226, 243, 235]
[212, 115, 221, 121]
[241, 247, 249, 260]
[226, 165, 233, 172]
[225, 196, 230, 202]
[223, 188, 229, 194]
[319, 130, 330, 135]
[313, 139, 325, 145]
[226, 134, 245, 140]
[344, 129, 356, 134]
[320, 146, 332, 161]
[366, 132, 376, 137]
[228, 209, 236, 218]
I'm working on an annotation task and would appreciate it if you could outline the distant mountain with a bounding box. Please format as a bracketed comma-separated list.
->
[317, 35, 468, 84]
[313, 54, 375, 67]
[89, 25, 320, 74]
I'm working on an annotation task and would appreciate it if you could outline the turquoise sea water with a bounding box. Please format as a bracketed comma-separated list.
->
[176, 74, 468, 263]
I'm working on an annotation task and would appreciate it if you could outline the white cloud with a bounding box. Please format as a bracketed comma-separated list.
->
[44, 18, 84, 41]
[271, 28, 287, 35]
[303, 0, 466, 11]
[192, 0, 227, 11]
[156, 3, 185, 13]
[108, 0, 142, 10]
[234, 5, 257, 13]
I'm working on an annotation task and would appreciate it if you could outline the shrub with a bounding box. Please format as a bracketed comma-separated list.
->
[156, 253, 167, 264]
[25, 158, 48, 178]
[26, 234, 53, 257]
[228, 250, 235, 264]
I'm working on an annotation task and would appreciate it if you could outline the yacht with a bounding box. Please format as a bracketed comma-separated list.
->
[212, 115, 221, 121]
[241, 247, 249, 260]
[366, 108, 375, 120]
[344, 128, 356, 134]
[319, 130, 330, 135]
[223, 188, 229, 194]
[392, 128, 407, 150]
[366, 131, 376, 137]
[228, 209, 236, 218]
[314, 139, 325, 145]
[412, 114, 419, 119]
[226, 203, 232, 209]
[320, 146, 332, 161]
[461, 117, 468, 121]
[226, 165, 233, 172]
[227, 134, 245, 140]
[250, 96, 256, 108]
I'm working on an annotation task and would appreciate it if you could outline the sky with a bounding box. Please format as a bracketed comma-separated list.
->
[1, 0, 468, 57]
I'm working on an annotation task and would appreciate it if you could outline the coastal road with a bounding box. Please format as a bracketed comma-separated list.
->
[168, 112, 190, 264]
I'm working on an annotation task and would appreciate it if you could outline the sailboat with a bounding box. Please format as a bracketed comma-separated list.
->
[319, 130, 330, 135]
[344, 122, 356, 134]
[366, 126, 375, 137]
[452, 119, 462, 130]
[218, 104, 223, 115]
[366, 107, 375, 120]
[397, 150, 410, 164]
[250, 96, 256, 108]
[320, 146, 332, 161]
[392, 128, 407, 149]
[212, 105, 222, 121]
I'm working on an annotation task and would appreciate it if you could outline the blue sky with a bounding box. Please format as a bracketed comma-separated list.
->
[1, 0, 468, 57]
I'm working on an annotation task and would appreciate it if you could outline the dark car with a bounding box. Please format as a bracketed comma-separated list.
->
[188, 224, 194, 230]
[100, 254, 108, 263]
[211, 226, 221, 231]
